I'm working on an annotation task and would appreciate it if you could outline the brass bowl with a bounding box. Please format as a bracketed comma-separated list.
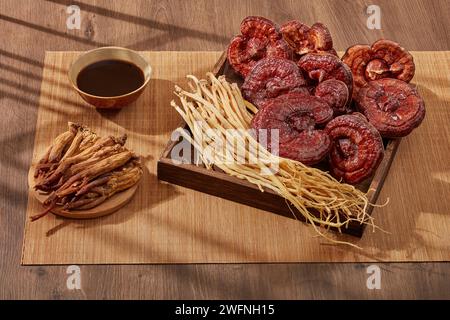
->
[68, 46, 152, 109]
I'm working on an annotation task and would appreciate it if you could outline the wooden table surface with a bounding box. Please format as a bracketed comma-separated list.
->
[1, 0, 449, 299]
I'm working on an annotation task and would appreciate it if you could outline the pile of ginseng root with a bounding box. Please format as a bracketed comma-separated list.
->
[31, 122, 143, 221]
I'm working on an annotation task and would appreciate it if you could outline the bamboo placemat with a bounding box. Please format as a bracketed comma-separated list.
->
[22, 51, 450, 264]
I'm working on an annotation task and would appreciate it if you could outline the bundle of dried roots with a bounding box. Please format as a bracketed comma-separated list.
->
[31, 122, 143, 221]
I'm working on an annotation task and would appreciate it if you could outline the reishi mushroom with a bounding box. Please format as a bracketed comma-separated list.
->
[325, 113, 384, 184]
[356, 78, 425, 138]
[342, 39, 415, 96]
[251, 93, 333, 165]
[314, 79, 350, 115]
[241, 58, 309, 109]
[280, 20, 337, 56]
[227, 16, 293, 77]
[297, 52, 353, 100]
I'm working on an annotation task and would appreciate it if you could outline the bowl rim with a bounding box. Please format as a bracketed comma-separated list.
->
[68, 46, 152, 100]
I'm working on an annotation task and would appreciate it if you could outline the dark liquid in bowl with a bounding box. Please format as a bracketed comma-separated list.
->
[76, 59, 145, 97]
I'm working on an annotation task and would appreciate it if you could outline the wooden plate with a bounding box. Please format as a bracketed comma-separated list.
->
[28, 165, 138, 219]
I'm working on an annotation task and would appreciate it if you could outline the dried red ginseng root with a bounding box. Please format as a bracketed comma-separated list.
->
[314, 79, 349, 115]
[325, 113, 384, 184]
[356, 78, 425, 138]
[342, 39, 415, 94]
[241, 58, 309, 109]
[298, 53, 353, 99]
[280, 21, 336, 56]
[251, 93, 333, 165]
[227, 16, 293, 77]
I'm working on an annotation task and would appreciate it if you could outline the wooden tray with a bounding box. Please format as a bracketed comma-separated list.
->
[157, 52, 401, 237]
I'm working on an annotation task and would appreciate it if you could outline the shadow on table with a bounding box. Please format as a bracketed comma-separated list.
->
[0, 13, 108, 47]
[44, 0, 229, 45]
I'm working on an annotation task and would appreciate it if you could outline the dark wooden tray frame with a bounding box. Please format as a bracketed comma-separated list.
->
[157, 52, 401, 237]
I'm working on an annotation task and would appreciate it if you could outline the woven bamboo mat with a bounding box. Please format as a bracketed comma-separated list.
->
[22, 51, 450, 264]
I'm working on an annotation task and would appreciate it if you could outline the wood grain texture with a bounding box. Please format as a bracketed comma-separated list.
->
[1, 0, 450, 299]
[22, 50, 450, 265]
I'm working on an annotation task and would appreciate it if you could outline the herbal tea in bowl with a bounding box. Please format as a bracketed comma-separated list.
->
[69, 47, 152, 109]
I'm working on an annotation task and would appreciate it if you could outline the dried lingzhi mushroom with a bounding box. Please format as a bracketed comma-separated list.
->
[314, 79, 350, 115]
[356, 78, 425, 138]
[251, 93, 333, 165]
[227, 16, 293, 77]
[342, 39, 415, 95]
[281, 21, 337, 56]
[241, 58, 309, 109]
[325, 113, 384, 184]
[298, 53, 353, 99]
